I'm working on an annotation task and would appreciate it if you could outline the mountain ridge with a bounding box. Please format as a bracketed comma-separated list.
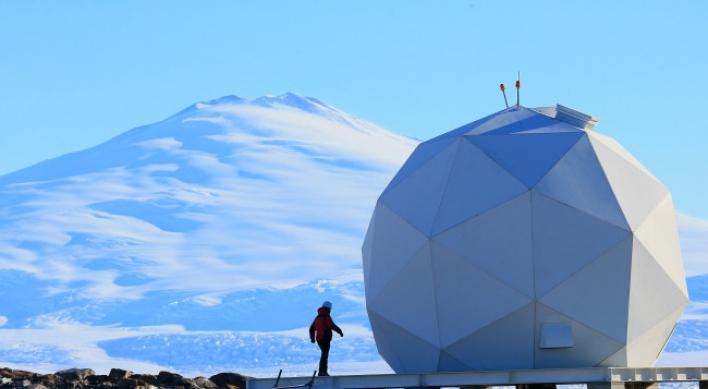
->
[0, 92, 410, 185]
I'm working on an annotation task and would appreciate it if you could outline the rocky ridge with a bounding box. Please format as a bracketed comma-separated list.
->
[0, 368, 249, 389]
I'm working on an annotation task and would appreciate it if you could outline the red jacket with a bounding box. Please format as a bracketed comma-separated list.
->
[309, 307, 343, 342]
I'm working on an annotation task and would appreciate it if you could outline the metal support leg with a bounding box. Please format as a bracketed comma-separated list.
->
[625, 383, 659, 389]
[517, 384, 556, 389]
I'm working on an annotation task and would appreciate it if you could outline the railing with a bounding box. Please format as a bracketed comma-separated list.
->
[247, 367, 708, 389]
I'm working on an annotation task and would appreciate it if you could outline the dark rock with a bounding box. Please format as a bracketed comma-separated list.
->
[182, 378, 195, 388]
[155, 372, 186, 387]
[128, 375, 155, 385]
[208, 373, 250, 389]
[86, 376, 110, 386]
[36, 374, 64, 387]
[123, 378, 153, 389]
[13, 379, 32, 388]
[192, 378, 216, 389]
[117, 378, 139, 389]
[108, 371, 132, 381]
[0, 368, 251, 389]
[10, 372, 34, 381]
[55, 369, 95, 381]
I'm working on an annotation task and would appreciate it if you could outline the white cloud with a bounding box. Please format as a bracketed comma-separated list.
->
[658, 350, 708, 367]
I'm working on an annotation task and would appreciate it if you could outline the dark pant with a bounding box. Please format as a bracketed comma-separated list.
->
[316, 339, 330, 376]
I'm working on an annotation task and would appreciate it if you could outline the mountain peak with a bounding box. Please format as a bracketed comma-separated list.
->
[0, 93, 414, 186]
[187, 92, 337, 118]
[252, 92, 338, 117]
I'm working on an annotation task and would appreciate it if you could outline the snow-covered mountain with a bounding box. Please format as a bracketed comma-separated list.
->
[0, 93, 707, 377]
[0, 93, 415, 377]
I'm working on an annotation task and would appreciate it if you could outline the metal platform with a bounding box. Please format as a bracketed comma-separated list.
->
[246, 367, 708, 389]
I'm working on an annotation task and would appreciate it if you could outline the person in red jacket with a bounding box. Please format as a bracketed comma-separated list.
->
[309, 301, 343, 376]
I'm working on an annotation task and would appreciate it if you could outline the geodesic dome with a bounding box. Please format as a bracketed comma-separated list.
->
[362, 105, 688, 373]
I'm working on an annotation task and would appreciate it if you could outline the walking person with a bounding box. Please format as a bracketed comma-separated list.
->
[309, 301, 343, 376]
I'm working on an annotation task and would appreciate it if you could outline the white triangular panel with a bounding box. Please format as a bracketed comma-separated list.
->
[379, 140, 460, 235]
[516, 116, 580, 134]
[443, 303, 535, 371]
[634, 194, 688, 295]
[465, 107, 537, 135]
[368, 310, 405, 373]
[535, 135, 629, 230]
[598, 347, 627, 367]
[368, 242, 440, 347]
[534, 303, 625, 369]
[433, 192, 534, 297]
[587, 131, 658, 180]
[532, 191, 632, 297]
[589, 132, 669, 230]
[365, 203, 429, 300]
[368, 311, 439, 373]
[438, 350, 470, 372]
[383, 136, 459, 194]
[627, 238, 689, 343]
[432, 139, 527, 235]
[468, 132, 583, 188]
[362, 209, 376, 288]
[475, 110, 578, 135]
[431, 242, 533, 347]
[433, 110, 502, 140]
[539, 236, 632, 342]
[517, 123, 579, 134]
[625, 304, 685, 367]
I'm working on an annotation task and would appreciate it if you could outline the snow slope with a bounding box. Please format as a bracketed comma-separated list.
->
[0, 93, 414, 377]
[0, 93, 706, 377]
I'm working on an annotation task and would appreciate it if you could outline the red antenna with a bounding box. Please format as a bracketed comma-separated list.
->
[500, 84, 509, 108]
[515, 71, 521, 107]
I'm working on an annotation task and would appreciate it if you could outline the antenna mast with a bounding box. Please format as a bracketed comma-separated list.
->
[500, 84, 509, 109]
[515, 71, 521, 107]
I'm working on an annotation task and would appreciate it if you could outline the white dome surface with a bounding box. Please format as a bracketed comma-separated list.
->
[362, 105, 689, 373]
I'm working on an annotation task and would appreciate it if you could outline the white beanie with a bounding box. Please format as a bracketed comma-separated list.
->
[322, 301, 332, 309]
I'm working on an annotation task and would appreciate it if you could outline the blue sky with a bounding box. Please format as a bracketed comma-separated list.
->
[1, 1, 707, 219]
